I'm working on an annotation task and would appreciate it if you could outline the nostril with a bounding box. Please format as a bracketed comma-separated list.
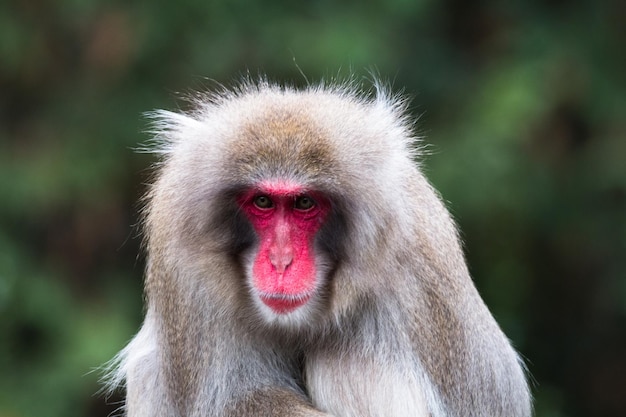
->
[269, 248, 293, 274]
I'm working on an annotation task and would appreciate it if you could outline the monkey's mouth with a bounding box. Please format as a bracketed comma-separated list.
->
[259, 293, 311, 314]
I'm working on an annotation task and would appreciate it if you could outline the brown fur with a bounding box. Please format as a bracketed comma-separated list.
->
[105, 80, 532, 417]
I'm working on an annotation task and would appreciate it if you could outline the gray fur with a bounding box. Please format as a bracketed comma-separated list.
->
[104, 79, 532, 416]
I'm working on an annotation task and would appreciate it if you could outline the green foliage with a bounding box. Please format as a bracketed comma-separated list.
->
[1, 1, 624, 416]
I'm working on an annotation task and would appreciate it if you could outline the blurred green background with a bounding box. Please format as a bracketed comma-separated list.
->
[1, 0, 624, 416]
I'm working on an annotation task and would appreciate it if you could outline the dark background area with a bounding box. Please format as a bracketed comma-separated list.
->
[1, 1, 624, 416]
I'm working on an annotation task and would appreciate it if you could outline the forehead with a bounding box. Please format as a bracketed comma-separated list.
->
[225, 109, 338, 186]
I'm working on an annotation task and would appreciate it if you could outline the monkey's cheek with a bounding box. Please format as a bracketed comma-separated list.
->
[259, 293, 312, 314]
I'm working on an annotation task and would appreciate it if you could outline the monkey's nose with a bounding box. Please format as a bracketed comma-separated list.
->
[269, 247, 293, 274]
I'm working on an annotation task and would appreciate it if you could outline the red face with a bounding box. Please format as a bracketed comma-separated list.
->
[238, 180, 330, 314]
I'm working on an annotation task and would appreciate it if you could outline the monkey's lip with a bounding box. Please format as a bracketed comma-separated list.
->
[259, 293, 311, 314]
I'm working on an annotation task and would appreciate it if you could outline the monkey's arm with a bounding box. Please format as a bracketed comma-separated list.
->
[119, 313, 332, 417]
[223, 388, 331, 417]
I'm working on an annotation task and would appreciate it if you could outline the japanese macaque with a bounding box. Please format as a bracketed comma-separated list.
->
[105, 79, 532, 417]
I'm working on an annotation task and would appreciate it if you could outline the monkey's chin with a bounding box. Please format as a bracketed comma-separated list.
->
[259, 293, 311, 314]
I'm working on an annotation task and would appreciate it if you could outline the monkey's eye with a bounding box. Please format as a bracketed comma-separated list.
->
[253, 195, 273, 209]
[294, 195, 315, 211]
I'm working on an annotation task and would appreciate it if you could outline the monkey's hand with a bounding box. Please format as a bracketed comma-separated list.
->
[224, 388, 333, 417]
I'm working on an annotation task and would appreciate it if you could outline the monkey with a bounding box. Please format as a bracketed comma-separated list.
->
[104, 79, 532, 417]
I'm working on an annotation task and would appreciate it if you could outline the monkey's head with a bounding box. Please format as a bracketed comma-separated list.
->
[144, 82, 418, 330]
